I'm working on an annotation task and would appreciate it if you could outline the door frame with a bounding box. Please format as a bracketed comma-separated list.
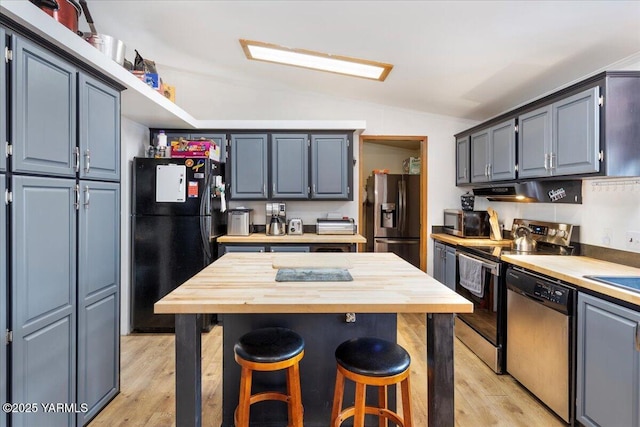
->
[358, 135, 428, 271]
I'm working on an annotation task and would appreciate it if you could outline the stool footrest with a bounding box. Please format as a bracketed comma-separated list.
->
[335, 406, 405, 427]
[250, 391, 289, 405]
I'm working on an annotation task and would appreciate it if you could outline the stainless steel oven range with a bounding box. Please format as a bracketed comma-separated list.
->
[454, 219, 579, 375]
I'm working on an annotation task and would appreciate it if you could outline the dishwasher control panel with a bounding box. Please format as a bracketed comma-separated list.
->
[533, 282, 569, 305]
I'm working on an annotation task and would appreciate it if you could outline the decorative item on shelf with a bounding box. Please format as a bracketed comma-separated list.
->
[402, 156, 420, 174]
[372, 168, 389, 175]
[79, 0, 126, 65]
[161, 84, 176, 102]
[460, 192, 474, 211]
[30, 0, 82, 33]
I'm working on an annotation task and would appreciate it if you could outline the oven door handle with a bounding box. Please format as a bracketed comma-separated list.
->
[456, 252, 500, 276]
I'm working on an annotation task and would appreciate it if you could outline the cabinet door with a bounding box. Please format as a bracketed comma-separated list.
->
[470, 129, 490, 183]
[518, 105, 552, 178]
[223, 245, 266, 254]
[78, 73, 120, 181]
[11, 176, 77, 427]
[456, 136, 470, 185]
[271, 134, 309, 199]
[270, 246, 311, 252]
[552, 87, 600, 176]
[0, 28, 6, 172]
[12, 36, 77, 177]
[444, 245, 457, 290]
[577, 292, 640, 427]
[310, 134, 350, 200]
[229, 134, 268, 199]
[489, 119, 516, 181]
[433, 242, 445, 284]
[0, 175, 6, 427]
[77, 181, 120, 425]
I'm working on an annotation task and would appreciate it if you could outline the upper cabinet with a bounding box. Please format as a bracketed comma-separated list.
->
[78, 74, 121, 181]
[456, 72, 640, 185]
[227, 131, 353, 201]
[470, 119, 516, 183]
[229, 134, 269, 199]
[455, 136, 470, 185]
[12, 36, 77, 177]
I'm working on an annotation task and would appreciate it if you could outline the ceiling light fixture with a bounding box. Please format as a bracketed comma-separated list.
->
[240, 39, 393, 81]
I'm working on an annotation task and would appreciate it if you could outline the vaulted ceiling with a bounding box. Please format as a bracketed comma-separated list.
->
[78, 0, 640, 121]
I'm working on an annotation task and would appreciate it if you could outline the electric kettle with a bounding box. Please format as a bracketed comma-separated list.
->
[513, 226, 537, 252]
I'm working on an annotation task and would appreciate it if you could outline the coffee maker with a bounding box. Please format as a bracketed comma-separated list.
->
[266, 202, 286, 235]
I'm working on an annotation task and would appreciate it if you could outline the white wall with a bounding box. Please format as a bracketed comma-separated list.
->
[362, 143, 420, 175]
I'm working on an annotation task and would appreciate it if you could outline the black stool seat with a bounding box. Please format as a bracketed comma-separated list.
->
[234, 327, 304, 363]
[335, 337, 410, 377]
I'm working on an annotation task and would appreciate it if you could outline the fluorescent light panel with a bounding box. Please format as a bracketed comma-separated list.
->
[240, 39, 392, 81]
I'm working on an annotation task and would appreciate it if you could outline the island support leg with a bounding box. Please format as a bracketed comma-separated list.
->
[426, 313, 454, 427]
[176, 314, 202, 427]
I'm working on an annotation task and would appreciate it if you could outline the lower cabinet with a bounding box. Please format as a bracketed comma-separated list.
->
[270, 245, 310, 252]
[576, 292, 640, 427]
[433, 242, 456, 290]
[0, 174, 6, 427]
[220, 245, 266, 257]
[10, 177, 120, 426]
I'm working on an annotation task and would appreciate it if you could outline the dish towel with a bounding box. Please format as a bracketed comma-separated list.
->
[458, 253, 484, 298]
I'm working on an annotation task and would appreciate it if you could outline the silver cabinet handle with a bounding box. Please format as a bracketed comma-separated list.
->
[544, 153, 549, 170]
[272, 183, 275, 194]
[83, 185, 90, 208]
[464, 167, 467, 179]
[84, 149, 91, 173]
[312, 184, 316, 194]
[74, 147, 80, 173]
[550, 153, 556, 170]
[263, 183, 266, 196]
[74, 184, 80, 210]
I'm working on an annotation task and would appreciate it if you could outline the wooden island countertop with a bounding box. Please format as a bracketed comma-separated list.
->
[155, 252, 472, 427]
[155, 252, 472, 315]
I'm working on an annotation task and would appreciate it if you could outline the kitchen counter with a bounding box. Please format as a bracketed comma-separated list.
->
[431, 233, 512, 247]
[155, 252, 472, 427]
[501, 255, 640, 307]
[218, 232, 367, 244]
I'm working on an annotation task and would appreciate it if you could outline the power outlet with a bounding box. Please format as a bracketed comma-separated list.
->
[626, 231, 640, 251]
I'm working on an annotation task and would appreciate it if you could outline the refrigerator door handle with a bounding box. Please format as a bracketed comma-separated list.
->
[397, 180, 403, 233]
[375, 239, 419, 244]
[399, 179, 407, 234]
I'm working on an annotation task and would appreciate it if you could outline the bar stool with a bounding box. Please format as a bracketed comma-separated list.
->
[233, 327, 304, 427]
[331, 337, 412, 427]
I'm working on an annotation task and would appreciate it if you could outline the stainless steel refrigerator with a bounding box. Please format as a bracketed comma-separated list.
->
[365, 174, 421, 268]
[131, 157, 224, 332]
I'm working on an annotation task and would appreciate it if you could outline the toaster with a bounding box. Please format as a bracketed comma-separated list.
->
[287, 218, 303, 235]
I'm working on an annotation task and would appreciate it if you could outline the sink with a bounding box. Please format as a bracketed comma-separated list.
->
[584, 276, 640, 293]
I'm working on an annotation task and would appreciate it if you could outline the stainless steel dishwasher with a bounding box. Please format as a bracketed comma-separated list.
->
[506, 266, 576, 424]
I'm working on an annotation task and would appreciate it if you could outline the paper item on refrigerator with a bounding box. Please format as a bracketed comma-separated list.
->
[220, 188, 227, 212]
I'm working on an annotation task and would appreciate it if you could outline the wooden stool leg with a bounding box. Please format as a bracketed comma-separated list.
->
[378, 385, 388, 427]
[401, 375, 413, 427]
[353, 382, 367, 427]
[331, 369, 345, 426]
[237, 366, 252, 427]
[286, 362, 304, 427]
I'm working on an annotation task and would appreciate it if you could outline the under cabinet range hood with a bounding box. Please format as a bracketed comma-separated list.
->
[473, 180, 582, 204]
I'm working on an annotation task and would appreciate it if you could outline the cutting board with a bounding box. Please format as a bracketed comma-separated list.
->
[487, 207, 502, 241]
[275, 268, 353, 282]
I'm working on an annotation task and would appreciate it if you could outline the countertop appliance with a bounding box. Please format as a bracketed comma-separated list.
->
[365, 174, 420, 268]
[454, 218, 578, 375]
[316, 218, 356, 235]
[131, 157, 222, 332]
[228, 208, 253, 236]
[506, 266, 576, 424]
[266, 202, 286, 236]
[443, 209, 490, 238]
[288, 218, 303, 235]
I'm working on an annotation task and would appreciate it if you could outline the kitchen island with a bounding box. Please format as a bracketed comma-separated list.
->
[154, 252, 473, 427]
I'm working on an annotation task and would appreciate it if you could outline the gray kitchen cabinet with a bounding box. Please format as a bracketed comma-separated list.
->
[471, 119, 516, 183]
[77, 181, 120, 425]
[456, 136, 470, 185]
[229, 134, 268, 199]
[270, 245, 311, 252]
[518, 105, 552, 178]
[12, 35, 77, 178]
[220, 245, 266, 256]
[577, 292, 640, 427]
[310, 134, 351, 200]
[78, 74, 120, 181]
[553, 87, 600, 176]
[433, 242, 456, 290]
[0, 174, 6, 427]
[271, 133, 309, 199]
[0, 27, 5, 172]
[11, 176, 77, 427]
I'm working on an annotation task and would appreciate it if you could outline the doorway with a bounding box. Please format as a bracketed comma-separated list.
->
[358, 135, 428, 271]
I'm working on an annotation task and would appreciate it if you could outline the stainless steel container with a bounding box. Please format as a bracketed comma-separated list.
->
[316, 218, 356, 235]
[227, 209, 253, 236]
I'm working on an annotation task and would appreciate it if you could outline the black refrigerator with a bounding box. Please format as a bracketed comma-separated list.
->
[131, 157, 224, 332]
[364, 174, 421, 268]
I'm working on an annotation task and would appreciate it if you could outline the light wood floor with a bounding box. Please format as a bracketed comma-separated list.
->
[89, 313, 565, 426]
